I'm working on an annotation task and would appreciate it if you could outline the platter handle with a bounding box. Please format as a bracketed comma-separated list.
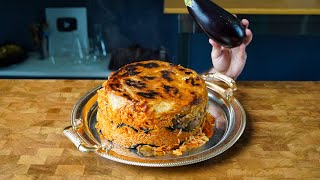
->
[63, 126, 97, 152]
[202, 72, 237, 101]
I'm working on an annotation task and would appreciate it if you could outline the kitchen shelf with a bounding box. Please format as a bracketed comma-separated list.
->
[0, 54, 111, 79]
[164, 0, 320, 15]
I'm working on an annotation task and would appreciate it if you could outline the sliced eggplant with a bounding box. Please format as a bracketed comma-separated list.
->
[185, 0, 246, 48]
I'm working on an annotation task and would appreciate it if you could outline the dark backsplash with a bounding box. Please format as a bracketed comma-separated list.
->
[1, 0, 319, 80]
[0, 0, 178, 62]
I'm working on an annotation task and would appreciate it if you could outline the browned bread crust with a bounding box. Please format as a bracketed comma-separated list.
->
[96, 60, 214, 155]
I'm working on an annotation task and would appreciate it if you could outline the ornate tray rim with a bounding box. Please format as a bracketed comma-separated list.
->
[64, 73, 246, 167]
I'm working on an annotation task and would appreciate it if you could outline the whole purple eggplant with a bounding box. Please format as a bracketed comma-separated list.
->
[185, 0, 246, 48]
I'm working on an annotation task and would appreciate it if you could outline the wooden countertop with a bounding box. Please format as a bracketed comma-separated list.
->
[0, 79, 319, 179]
[164, 0, 320, 15]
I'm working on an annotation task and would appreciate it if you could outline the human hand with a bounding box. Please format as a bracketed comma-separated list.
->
[209, 19, 253, 79]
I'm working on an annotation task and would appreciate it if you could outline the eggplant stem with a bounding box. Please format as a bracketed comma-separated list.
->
[184, 0, 193, 7]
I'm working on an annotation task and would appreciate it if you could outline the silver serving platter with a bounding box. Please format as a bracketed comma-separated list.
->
[64, 72, 246, 167]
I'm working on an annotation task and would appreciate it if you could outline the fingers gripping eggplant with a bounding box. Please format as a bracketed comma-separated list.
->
[185, 0, 246, 48]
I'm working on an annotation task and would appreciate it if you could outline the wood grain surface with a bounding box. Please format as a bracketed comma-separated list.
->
[164, 0, 320, 15]
[0, 79, 319, 179]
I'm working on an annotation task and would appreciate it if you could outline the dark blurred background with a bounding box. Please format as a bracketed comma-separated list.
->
[0, 0, 319, 80]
